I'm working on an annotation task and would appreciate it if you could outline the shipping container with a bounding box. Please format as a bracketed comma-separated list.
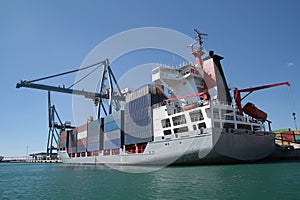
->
[87, 135, 100, 144]
[87, 118, 103, 136]
[103, 139, 121, 150]
[104, 110, 123, 124]
[104, 129, 121, 141]
[273, 128, 291, 133]
[125, 84, 156, 102]
[294, 130, 300, 135]
[59, 130, 69, 149]
[295, 134, 300, 141]
[104, 120, 122, 132]
[87, 142, 100, 152]
[124, 134, 152, 145]
[77, 123, 88, 133]
[281, 131, 295, 142]
[69, 129, 77, 147]
[77, 137, 87, 153]
[67, 147, 72, 154]
[77, 145, 86, 153]
[59, 143, 67, 149]
[103, 111, 124, 132]
[87, 118, 103, 150]
[125, 93, 166, 111]
[68, 146, 77, 154]
[124, 94, 158, 145]
[77, 138, 87, 146]
[77, 123, 88, 139]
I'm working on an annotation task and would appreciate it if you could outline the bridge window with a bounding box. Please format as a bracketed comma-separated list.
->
[237, 124, 251, 130]
[172, 115, 186, 126]
[189, 110, 204, 122]
[205, 108, 211, 118]
[193, 124, 197, 130]
[161, 118, 171, 128]
[163, 129, 172, 135]
[198, 122, 206, 129]
[174, 126, 189, 133]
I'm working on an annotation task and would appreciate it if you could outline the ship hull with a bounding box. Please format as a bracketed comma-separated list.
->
[58, 128, 275, 166]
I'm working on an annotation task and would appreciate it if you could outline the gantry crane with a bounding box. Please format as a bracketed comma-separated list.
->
[16, 59, 124, 157]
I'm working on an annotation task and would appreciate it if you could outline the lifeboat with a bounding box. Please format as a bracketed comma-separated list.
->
[243, 102, 267, 122]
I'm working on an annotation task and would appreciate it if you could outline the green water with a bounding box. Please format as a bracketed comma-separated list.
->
[0, 162, 299, 200]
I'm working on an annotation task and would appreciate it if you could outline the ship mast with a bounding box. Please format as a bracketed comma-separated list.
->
[190, 28, 207, 67]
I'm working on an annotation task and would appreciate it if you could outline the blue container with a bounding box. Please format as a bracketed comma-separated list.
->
[88, 118, 103, 136]
[60, 142, 67, 148]
[68, 131, 77, 147]
[103, 139, 121, 150]
[124, 134, 152, 145]
[77, 145, 86, 153]
[126, 94, 151, 111]
[124, 104, 153, 145]
[104, 110, 123, 124]
[104, 120, 122, 132]
[87, 142, 100, 152]
[87, 135, 99, 144]
[71, 147, 77, 154]
[104, 129, 121, 141]
[125, 93, 166, 112]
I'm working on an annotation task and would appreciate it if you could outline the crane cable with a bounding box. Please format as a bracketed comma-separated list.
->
[287, 86, 297, 129]
[27, 60, 107, 83]
[67, 64, 102, 89]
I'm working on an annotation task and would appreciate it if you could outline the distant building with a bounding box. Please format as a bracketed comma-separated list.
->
[30, 152, 58, 160]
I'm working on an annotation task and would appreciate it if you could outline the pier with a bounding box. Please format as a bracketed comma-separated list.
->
[1, 153, 62, 163]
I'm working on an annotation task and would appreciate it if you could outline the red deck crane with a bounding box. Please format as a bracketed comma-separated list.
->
[234, 81, 290, 120]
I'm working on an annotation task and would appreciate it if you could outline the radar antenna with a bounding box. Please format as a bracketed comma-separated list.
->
[194, 28, 208, 47]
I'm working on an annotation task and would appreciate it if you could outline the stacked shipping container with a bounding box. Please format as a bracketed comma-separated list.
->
[103, 110, 124, 150]
[68, 129, 77, 154]
[76, 124, 87, 153]
[87, 118, 103, 152]
[59, 130, 69, 150]
[124, 85, 166, 145]
[63, 85, 166, 154]
[274, 129, 300, 146]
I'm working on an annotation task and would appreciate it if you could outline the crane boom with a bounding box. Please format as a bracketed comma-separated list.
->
[238, 81, 290, 93]
[16, 59, 125, 117]
[16, 81, 108, 99]
[234, 81, 290, 115]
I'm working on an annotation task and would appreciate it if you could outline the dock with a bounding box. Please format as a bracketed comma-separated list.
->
[1, 154, 62, 163]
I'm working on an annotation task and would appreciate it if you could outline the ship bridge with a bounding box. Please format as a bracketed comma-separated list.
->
[152, 65, 205, 105]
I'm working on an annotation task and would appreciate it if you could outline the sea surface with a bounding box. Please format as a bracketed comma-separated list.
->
[1, 161, 300, 200]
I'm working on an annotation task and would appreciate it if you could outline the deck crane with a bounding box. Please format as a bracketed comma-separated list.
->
[234, 81, 290, 120]
[16, 59, 124, 157]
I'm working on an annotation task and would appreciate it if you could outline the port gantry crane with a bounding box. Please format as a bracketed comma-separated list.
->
[16, 59, 124, 157]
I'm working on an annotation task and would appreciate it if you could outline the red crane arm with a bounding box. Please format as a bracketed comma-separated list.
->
[234, 81, 290, 115]
[238, 82, 290, 93]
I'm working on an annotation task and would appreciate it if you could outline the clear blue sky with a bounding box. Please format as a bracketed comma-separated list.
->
[1, 0, 299, 156]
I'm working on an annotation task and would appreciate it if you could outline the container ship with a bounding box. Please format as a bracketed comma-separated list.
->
[57, 30, 289, 166]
